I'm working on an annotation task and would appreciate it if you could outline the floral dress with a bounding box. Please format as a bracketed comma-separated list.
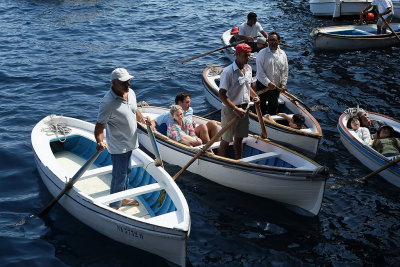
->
[167, 117, 196, 142]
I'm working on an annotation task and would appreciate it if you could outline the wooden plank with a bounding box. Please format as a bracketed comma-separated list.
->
[241, 152, 278, 162]
[95, 183, 163, 204]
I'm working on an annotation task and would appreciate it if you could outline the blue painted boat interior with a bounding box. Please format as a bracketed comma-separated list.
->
[50, 135, 176, 217]
[155, 124, 294, 168]
[332, 29, 376, 35]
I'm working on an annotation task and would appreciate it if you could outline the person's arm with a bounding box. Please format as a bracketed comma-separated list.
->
[136, 110, 151, 125]
[378, 6, 392, 17]
[219, 88, 245, 118]
[280, 52, 288, 92]
[94, 123, 107, 151]
[359, 3, 373, 24]
[260, 30, 268, 39]
[277, 113, 291, 122]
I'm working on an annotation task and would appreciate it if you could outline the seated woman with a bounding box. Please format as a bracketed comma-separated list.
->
[167, 105, 202, 147]
[371, 125, 400, 157]
[265, 113, 306, 130]
[346, 116, 372, 144]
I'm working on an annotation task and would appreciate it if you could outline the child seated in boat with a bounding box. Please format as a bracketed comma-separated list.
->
[346, 116, 372, 144]
[229, 27, 240, 44]
[265, 113, 306, 130]
[167, 105, 202, 146]
[371, 125, 400, 157]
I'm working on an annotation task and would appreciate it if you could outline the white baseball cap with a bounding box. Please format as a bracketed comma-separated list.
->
[111, 68, 134, 82]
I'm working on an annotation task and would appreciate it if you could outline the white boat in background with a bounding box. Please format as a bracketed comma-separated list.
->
[338, 108, 400, 187]
[32, 115, 190, 266]
[221, 29, 258, 71]
[137, 106, 329, 216]
[310, 0, 372, 17]
[394, 0, 400, 19]
[310, 23, 400, 50]
[202, 64, 322, 156]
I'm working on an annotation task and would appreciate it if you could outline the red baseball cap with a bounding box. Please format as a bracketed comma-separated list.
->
[234, 43, 252, 56]
[231, 27, 239, 34]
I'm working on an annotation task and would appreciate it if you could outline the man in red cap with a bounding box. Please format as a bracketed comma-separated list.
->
[218, 43, 260, 159]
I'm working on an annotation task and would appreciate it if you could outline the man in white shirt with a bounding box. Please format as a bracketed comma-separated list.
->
[238, 12, 268, 52]
[360, 0, 394, 34]
[255, 32, 288, 115]
[218, 43, 260, 159]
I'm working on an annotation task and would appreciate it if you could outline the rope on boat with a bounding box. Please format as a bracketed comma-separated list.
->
[208, 64, 225, 76]
[138, 101, 149, 107]
[43, 114, 71, 142]
[344, 105, 366, 119]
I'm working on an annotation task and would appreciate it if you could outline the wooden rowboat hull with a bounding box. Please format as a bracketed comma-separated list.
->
[32, 115, 190, 266]
[138, 106, 329, 216]
[202, 64, 322, 156]
[337, 110, 400, 187]
[311, 24, 400, 51]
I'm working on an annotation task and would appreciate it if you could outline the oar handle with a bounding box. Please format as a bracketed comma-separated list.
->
[255, 102, 268, 139]
[173, 105, 250, 181]
[38, 150, 101, 218]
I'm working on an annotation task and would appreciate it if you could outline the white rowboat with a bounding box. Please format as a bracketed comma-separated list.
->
[338, 109, 400, 187]
[310, 24, 400, 51]
[309, 0, 372, 17]
[221, 29, 258, 71]
[137, 106, 329, 216]
[202, 64, 322, 156]
[32, 115, 190, 266]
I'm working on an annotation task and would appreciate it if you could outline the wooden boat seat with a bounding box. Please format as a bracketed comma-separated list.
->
[94, 183, 164, 205]
[240, 152, 278, 162]
[352, 29, 374, 35]
[146, 211, 180, 225]
[194, 141, 221, 151]
[80, 157, 144, 180]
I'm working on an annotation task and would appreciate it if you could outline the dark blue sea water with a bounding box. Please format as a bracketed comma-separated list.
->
[1, 0, 399, 266]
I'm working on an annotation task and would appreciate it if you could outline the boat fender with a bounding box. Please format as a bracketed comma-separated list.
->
[310, 29, 319, 38]
[312, 166, 329, 177]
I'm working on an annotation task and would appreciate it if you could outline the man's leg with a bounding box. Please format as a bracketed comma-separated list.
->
[218, 139, 230, 157]
[233, 137, 243, 160]
[266, 89, 280, 115]
[110, 151, 134, 208]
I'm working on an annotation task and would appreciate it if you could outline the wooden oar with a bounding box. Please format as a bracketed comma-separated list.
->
[280, 42, 310, 55]
[146, 124, 163, 168]
[179, 40, 245, 64]
[282, 91, 312, 111]
[202, 108, 221, 118]
[255, 102, 268, 139]
[145, 124, 169, 206]
[172, 104, 251, 181]
[38, 150, 101, 218]
[356, 156, 400, 183]
[380, 16, 400, 41]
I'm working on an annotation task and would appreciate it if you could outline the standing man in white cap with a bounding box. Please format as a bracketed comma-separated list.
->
[94, 68, 149, 210]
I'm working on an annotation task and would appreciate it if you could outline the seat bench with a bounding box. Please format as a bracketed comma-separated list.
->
[94, 183, 164, 205]
[241, 152, 279, 162]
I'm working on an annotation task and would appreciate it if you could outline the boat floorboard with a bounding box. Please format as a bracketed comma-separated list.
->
[54, 151, 151, 218]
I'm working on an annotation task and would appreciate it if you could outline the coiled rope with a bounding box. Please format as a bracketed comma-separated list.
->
[42, 115, 71, 142]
